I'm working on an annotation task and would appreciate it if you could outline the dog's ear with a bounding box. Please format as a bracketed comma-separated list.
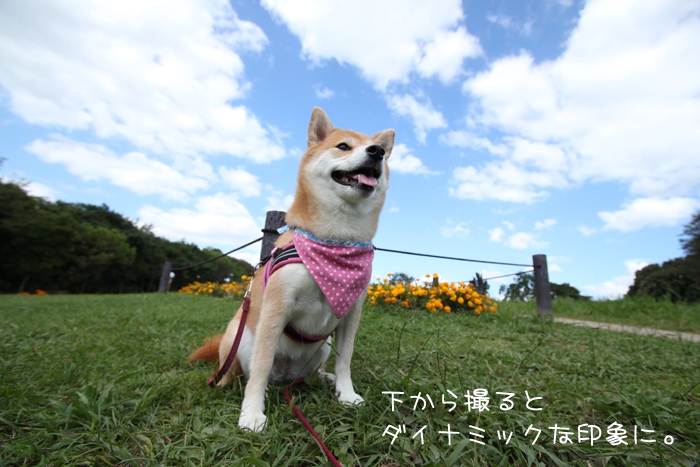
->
[372, 129, 395, 158]
[308, 107, 334, 147]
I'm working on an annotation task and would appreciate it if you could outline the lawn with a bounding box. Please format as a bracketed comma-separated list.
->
[1, 294, 698, 466]
[497, 297, 700, 334]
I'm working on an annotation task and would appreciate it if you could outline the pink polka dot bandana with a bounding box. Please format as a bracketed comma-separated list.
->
[293, 232, 374, 319]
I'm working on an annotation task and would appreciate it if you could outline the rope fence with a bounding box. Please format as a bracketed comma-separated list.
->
[373, 247, 532, 268]
[482, 269, 535, 282]
[159, 210, 553, 317]
[171, 237, 262, 271]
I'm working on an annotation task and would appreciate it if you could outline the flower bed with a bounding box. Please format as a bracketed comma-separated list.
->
[179, 273, 497, 315]
[368, 273, 497, 314]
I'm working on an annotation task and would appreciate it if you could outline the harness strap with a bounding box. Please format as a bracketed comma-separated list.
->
[262, 243, 301, 291]
[207, 295, 250, 387]
[283, 324, 332, 344]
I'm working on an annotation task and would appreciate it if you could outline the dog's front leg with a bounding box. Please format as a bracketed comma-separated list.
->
[334, 296, 364, 405]
[238, 296, 287, 432]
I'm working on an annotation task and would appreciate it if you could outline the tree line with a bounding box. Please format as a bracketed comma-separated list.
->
[498, 212, 700, 302]
[0, 180, 253, 294]
[626, 211, 700, 302]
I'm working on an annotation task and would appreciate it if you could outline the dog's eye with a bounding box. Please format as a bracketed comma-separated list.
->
[336, 143, 351, 151]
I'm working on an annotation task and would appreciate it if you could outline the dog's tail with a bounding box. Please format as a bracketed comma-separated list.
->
[186, 334, 223, 362]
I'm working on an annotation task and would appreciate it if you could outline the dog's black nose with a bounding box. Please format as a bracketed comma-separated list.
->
[366, 144, 385, 161]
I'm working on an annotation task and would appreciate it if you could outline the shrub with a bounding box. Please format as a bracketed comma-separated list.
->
[178, 276, 251, 298]
[627, 257, 700, 302]
[367, 273, 497, 315]
[177, 273, 499, 315]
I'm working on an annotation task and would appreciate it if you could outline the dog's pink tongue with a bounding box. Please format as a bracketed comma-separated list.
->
[354, 173, 378, 187]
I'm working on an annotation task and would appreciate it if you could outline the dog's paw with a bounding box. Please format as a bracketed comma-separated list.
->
[317, 371, 336, 383]
[238, 413, 267, 432]
[337, 391, 364, 406]
[216, 374, 232, 387]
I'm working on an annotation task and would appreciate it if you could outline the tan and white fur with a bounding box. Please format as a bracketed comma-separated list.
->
[187, 107, 394, 432]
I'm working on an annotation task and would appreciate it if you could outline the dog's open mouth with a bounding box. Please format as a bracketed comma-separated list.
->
[332, 167, 380, 189]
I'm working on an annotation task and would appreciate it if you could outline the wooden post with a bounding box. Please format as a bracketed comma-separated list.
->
[158, 261, 172, 293]
[532, 254, 553, 317]
[260, 211, 287, 261]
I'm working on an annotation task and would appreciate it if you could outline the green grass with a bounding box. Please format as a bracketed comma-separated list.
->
[1, 294, 699, 466]
[498, 298, 700, 334]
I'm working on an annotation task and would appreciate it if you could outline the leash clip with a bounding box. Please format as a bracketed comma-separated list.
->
[243, 260, 265, 299]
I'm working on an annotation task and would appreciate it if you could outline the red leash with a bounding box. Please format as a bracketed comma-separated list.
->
[285, 378, 343, 467]
[208, 265, 342, 465]
[207, 295, 250, 386]
[211, 307, 343, 466]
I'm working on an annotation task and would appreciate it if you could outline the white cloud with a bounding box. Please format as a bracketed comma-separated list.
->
[138, 192, 260, 248]
[26, 136, 211, 201]
[218, 166, 261, 197]
[599, 197, 700, 233]
[547, 255, 566, 273]
[264, 186, 295, 212]
[535, 219, 557, 230]
[441, 219, 470, 239]
[488, 221, 550, 250]
[440, 130, 510, 157]
[0, 0, 286, 163]
[447, 135, 576, 203]
[486, 14, 533, 36]
[386, 93, 447, 143]
[480, 269, 505, 283]
[578, 225, 598, 236]
[388, 144, 437, 175]
[449, 162, 559, 203]
[489, 227, 505, 242]
[505, 232, 548, 250]
[314, 84, 335, 100]
[448, 0, 700, 210]
[415, 26, 482, 83]
[22, 180, 59, 200]
[583, 259, 648, 299]
[261, 0, 481, 89]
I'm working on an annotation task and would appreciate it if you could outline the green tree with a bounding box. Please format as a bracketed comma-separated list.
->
[680, 211, 700, 258]
[58, 202, 168, 292]
[0, 178, 254, 294]
[62, 224, 136, 293]
[550, 282, 591, 301]
[499, 273, 534, 301]
[0, 182, 77, 292]
[469, 272, 490, 295]
[389, 272, 415, 285]
[627, 258, 700, 302]
[627, 210, 700, 302]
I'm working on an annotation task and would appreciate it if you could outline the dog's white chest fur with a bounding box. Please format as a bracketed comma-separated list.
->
[238, 263, 351, 384]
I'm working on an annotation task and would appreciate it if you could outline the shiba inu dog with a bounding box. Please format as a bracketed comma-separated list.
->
[187, 107, 394, 432]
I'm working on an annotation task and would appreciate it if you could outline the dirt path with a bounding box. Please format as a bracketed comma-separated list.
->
[554, 317, 700, 343]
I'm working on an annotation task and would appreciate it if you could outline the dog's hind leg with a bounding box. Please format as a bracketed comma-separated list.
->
[316, 337, 336, 383]
[217, 355, 243, 387]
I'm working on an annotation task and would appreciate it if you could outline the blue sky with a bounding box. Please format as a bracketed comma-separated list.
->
[1, 0, 699, 298]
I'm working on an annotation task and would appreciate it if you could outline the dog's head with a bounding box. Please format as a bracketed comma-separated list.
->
[286, 107, 395, 241]
[305, 107, 394, 201]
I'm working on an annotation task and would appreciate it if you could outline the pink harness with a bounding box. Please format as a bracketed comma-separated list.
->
[262, 228, 374, 343]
